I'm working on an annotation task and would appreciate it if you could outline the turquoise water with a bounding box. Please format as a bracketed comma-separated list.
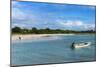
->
[11, 34, 96, 66]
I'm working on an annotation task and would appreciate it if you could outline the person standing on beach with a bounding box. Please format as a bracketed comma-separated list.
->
[19, 37, 21, 40]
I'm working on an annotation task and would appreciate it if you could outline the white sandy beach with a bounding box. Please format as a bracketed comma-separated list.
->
[12, 34, 74, 41]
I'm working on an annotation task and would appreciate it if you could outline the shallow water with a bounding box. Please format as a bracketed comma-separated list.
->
[11, 34, 96, 66]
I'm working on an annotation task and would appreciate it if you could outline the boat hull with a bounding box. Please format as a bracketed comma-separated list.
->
[72, 42, 91, 49]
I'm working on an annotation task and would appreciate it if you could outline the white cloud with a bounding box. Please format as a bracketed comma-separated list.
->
[12, 1, 25, 19]
[12, 1, 38, 28]
[12, 23, 27, 28]
[12, 8, 26, 20]
[57, 20, 95, 30]
[83, 24, 95, 30]
[59, 20, 83, 26]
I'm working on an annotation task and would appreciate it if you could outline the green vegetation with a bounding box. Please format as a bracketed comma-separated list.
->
[12, 26, 96, 34]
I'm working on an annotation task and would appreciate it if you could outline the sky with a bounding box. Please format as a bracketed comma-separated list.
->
[12, 1, 96, 31]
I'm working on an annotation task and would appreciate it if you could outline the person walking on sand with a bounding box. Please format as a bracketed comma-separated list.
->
[19, 36, 21, 40]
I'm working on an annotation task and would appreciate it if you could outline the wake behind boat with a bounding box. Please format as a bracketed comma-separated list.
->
[71, 42, 91, 49]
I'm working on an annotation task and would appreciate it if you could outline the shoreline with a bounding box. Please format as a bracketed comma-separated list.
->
[12, 34, 75, 41]
[12, 33, 95, 41]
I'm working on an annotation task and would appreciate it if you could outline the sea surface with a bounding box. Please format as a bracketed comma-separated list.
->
[11, 34, 96, 66]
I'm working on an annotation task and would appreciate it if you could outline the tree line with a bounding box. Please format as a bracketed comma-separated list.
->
[12, 26, 96, 34]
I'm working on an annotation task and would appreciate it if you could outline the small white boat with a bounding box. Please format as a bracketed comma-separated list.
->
[71, 42, 91, 49]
